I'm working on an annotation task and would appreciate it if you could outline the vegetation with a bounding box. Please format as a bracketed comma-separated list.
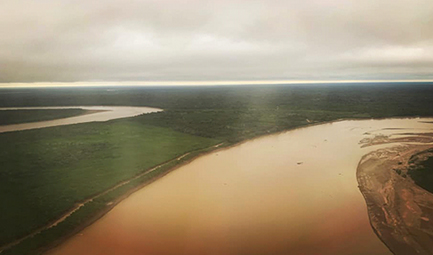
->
[408, 149, 433, 193]
[0, 109, 86, 125]
[0, 120, 219, 253]
[1, 83, 433, 142]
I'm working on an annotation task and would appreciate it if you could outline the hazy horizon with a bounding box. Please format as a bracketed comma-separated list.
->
[1, 0, 433, 83]
[2, 79, 433, 88]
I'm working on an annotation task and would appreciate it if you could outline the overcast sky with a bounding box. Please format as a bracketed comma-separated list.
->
[1, 0, 433, 83]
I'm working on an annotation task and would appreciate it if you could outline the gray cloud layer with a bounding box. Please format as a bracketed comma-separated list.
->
[1, 0, 433, 82]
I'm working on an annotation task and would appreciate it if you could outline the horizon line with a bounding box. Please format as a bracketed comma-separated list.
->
[1, 79, 433, 88]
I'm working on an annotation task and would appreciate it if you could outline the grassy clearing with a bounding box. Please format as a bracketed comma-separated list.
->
[0, 120, 219, 252]
[0, 109, 86, 125]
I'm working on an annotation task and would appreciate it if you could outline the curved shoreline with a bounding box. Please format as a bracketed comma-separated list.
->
[0, 106, 162, 133]
[0, 142, 224, 254]
[43, 118, 406, 255]
[39, 119, 345, 254]
[40, 118, 433, 255]
[7, 119, 341, 254]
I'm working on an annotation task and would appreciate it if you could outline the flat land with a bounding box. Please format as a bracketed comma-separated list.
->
[1, 83, 433, 254]
[0, 109, 87, 125]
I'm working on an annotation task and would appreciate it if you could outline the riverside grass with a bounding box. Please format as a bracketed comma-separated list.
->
[1, 143, 220, 255]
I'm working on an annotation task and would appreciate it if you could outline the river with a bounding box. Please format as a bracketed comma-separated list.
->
[44, 118, 433, 255]
[0, 106, 162, 133]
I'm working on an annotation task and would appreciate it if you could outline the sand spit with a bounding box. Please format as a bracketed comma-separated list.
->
[357, 133, 433, 255]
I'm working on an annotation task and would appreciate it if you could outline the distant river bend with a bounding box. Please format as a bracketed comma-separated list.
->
[0, 106, 162, 133]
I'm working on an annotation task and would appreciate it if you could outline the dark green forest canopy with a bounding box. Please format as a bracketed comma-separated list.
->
[409, 149, 433, 193]
[1, 83, 433, 142]
[1, 83, 432, 112]
[0, 121, 218, 249]
[0, 109, 86, 125]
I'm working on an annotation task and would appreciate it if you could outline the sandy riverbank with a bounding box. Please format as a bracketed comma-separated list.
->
[357, 133, 433, 254]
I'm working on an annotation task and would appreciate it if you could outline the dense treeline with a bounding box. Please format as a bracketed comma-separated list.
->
[1, 83, 432, 112]
[1, 83, 433, 142]
[0, 109, 85, 125]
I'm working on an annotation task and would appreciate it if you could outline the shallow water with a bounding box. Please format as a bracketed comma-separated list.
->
[0, 106, 162, 133]
[47, 118, 433, 255]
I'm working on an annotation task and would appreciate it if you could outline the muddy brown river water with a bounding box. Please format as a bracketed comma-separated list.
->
[43, 118, 433, 255]
[0, 106, 161, 133]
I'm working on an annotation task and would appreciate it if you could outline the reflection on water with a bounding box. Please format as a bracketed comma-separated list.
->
[47, 118, 433, 255]
[0, 106, 162, 133]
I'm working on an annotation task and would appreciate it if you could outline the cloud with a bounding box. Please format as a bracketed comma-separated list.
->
[0, 0, 432, 82]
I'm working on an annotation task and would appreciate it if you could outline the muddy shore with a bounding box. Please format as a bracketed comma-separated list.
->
[357, 133, 433, 254]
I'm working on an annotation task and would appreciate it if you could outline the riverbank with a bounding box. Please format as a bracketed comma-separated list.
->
[1, 107, 343, 255]
[0, 106, 161, 133]
[39, 119, 347, 254]
[357, 133, 433, 254]
[0, 120, 219, 255]
[18, 142, 225, 255]
[5, 117, 333, 255]
[42, 118, 433, 255]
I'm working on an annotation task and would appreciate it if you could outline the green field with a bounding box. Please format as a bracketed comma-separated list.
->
[0, 109, 86, 125]
[0, 120, 219, 254]
[1, 83, 433, 254]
